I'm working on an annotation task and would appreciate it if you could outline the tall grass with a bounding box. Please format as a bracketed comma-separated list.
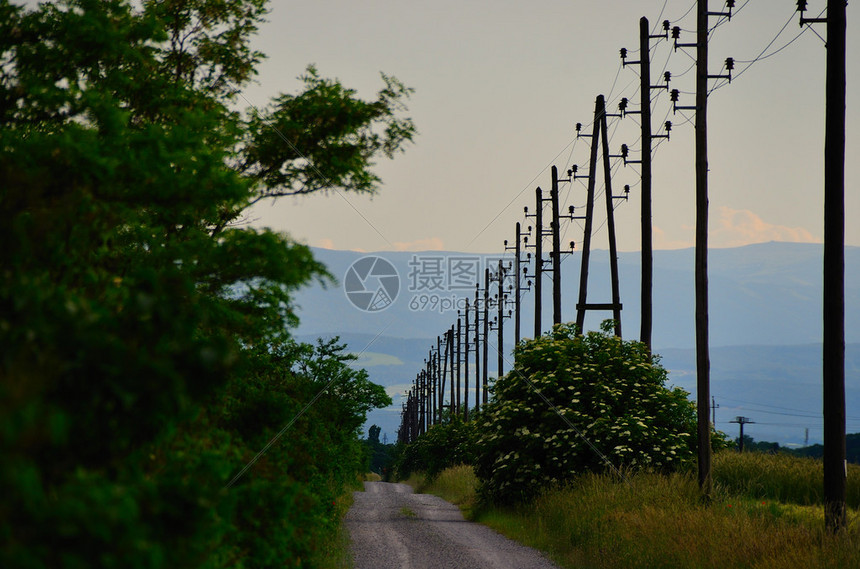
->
[713, 451, 860, 507]
[406, 464, 479, 513]
[406, 454, 860, 569]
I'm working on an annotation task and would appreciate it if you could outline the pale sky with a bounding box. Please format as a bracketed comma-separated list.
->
[240, 0, 858, 254]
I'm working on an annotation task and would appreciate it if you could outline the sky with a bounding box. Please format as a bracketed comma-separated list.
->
[242, 0, 858, 255]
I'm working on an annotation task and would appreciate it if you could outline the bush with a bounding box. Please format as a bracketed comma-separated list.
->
[395, 417, 477, 480]
[474, 322, 698, 503]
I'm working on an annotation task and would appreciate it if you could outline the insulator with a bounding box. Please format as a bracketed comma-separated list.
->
[569, 241, 575, 250]
[524, 206, 528, 214]
[672, 26, 681, 39]
[575, 122, 582, 133]
[725, 57, 735, 71]
[568, 205, 574, 214]
[665, 120, 672, 132]
[664, 71, 672, 83]
[571, 164, 578, 174]
[796, 0, 808, 12]
[619, 97, 628, 112]
[662, 20, 670, 32]
[670, 88, 680, 102]
[504, 239, 508, 246]
[621, 144, 629, 158]
[624, 184, 630, 195]
[620, 47, 628, 60]
[726, 0, 736, 8]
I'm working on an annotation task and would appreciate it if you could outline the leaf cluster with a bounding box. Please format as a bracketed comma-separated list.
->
[473, 323, 699, 504]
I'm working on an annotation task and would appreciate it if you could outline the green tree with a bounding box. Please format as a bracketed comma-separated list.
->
[474, 322, 699, 504]
[368, 424, 382, 444]
[0, 0, 411, 566]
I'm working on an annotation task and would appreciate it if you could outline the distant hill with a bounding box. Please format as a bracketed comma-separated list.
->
[289, 242, 860, 445]
[292, 242, 860, 349]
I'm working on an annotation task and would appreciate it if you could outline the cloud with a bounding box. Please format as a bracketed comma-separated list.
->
[392, 237, 445, 251]
[711, 207, 819, 248]
[317, 238, 335, 249]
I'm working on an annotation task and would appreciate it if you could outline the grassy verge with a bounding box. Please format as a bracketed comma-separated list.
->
[406, 454, 860, 569]
[309, 474, 384, 569]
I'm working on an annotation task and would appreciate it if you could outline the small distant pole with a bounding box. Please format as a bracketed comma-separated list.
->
[730, 416, 755, 452]
[712, 396, 719, 428]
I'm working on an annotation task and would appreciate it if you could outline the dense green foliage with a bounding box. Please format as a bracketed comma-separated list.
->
[474, 323, 699, 503]
[0, 0, 410, 566]
[394, 417, 478, 480]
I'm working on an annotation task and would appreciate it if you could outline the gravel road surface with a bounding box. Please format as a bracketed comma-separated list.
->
[345, 481, 562, 569]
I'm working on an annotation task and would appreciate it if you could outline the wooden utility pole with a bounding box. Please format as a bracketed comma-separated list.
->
[639, 16, 654, 351]
[822, 0, 847, 532]
[600, 100, 623, 337]
[448, 325, 454, 417]
[474, 284, 481, 413]
[482, 267, 490, 404]
[576, 95, 624, 337]
[463, 302, 470, 421]
[497, 260, 506, 377]
[455, 319, 461, 417]
[533, 188, 543, 337]
[694, 0, 712, 499]
[551, 166, 562, 325]
[505, 223, 526, 345]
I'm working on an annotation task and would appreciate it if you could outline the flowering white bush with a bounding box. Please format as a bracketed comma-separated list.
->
[474, 322, 697, 503]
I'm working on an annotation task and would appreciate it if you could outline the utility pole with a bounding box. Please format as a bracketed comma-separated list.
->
[474, 283, 481, 413]
[482, 267, 490, 404]
[496, 259, 508, 377]
[504, 222, 528, 345]
[448, 325, 454, 418]
[463, 303, 470, 421]
[524, 188, 547, 337]
[621, 18, 671, 352]
[456, 316, 462, 418]
[798, 0, 847, 532]
[551, 167, 562, 325]
[695, 0, 712, 503]
[575, 95, 625, 337]
[730, 416, 754, 452]
[670, 0, 734, 499]
[712, 395, 719, 428]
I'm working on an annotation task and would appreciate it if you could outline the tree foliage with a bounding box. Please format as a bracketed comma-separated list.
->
[0, 0, 409, 566]
[474, 323, 698, 504]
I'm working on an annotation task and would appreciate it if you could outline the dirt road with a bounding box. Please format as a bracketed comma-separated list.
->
[344, 481, 562, 569]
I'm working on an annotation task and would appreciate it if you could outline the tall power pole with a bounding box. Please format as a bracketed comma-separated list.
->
[575, 95, 624, 337]
[621, 18, 671, 351]
[526, 188, 545, 337]
[551, 167, 562, 325]
[482, 267, 490, 404]
[694, 0, 712, 499]
[823, 0, 847, 532]
[797, 0, 848, 532]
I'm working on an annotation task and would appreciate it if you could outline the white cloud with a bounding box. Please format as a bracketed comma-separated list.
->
[711, 207, 819, 248]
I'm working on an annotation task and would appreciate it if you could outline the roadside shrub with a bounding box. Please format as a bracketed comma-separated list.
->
[395, 417, 477, 479]
[474, 322, 698, 503]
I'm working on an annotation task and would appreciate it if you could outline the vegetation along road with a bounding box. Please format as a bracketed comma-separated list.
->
[345, 481, 561, 569]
